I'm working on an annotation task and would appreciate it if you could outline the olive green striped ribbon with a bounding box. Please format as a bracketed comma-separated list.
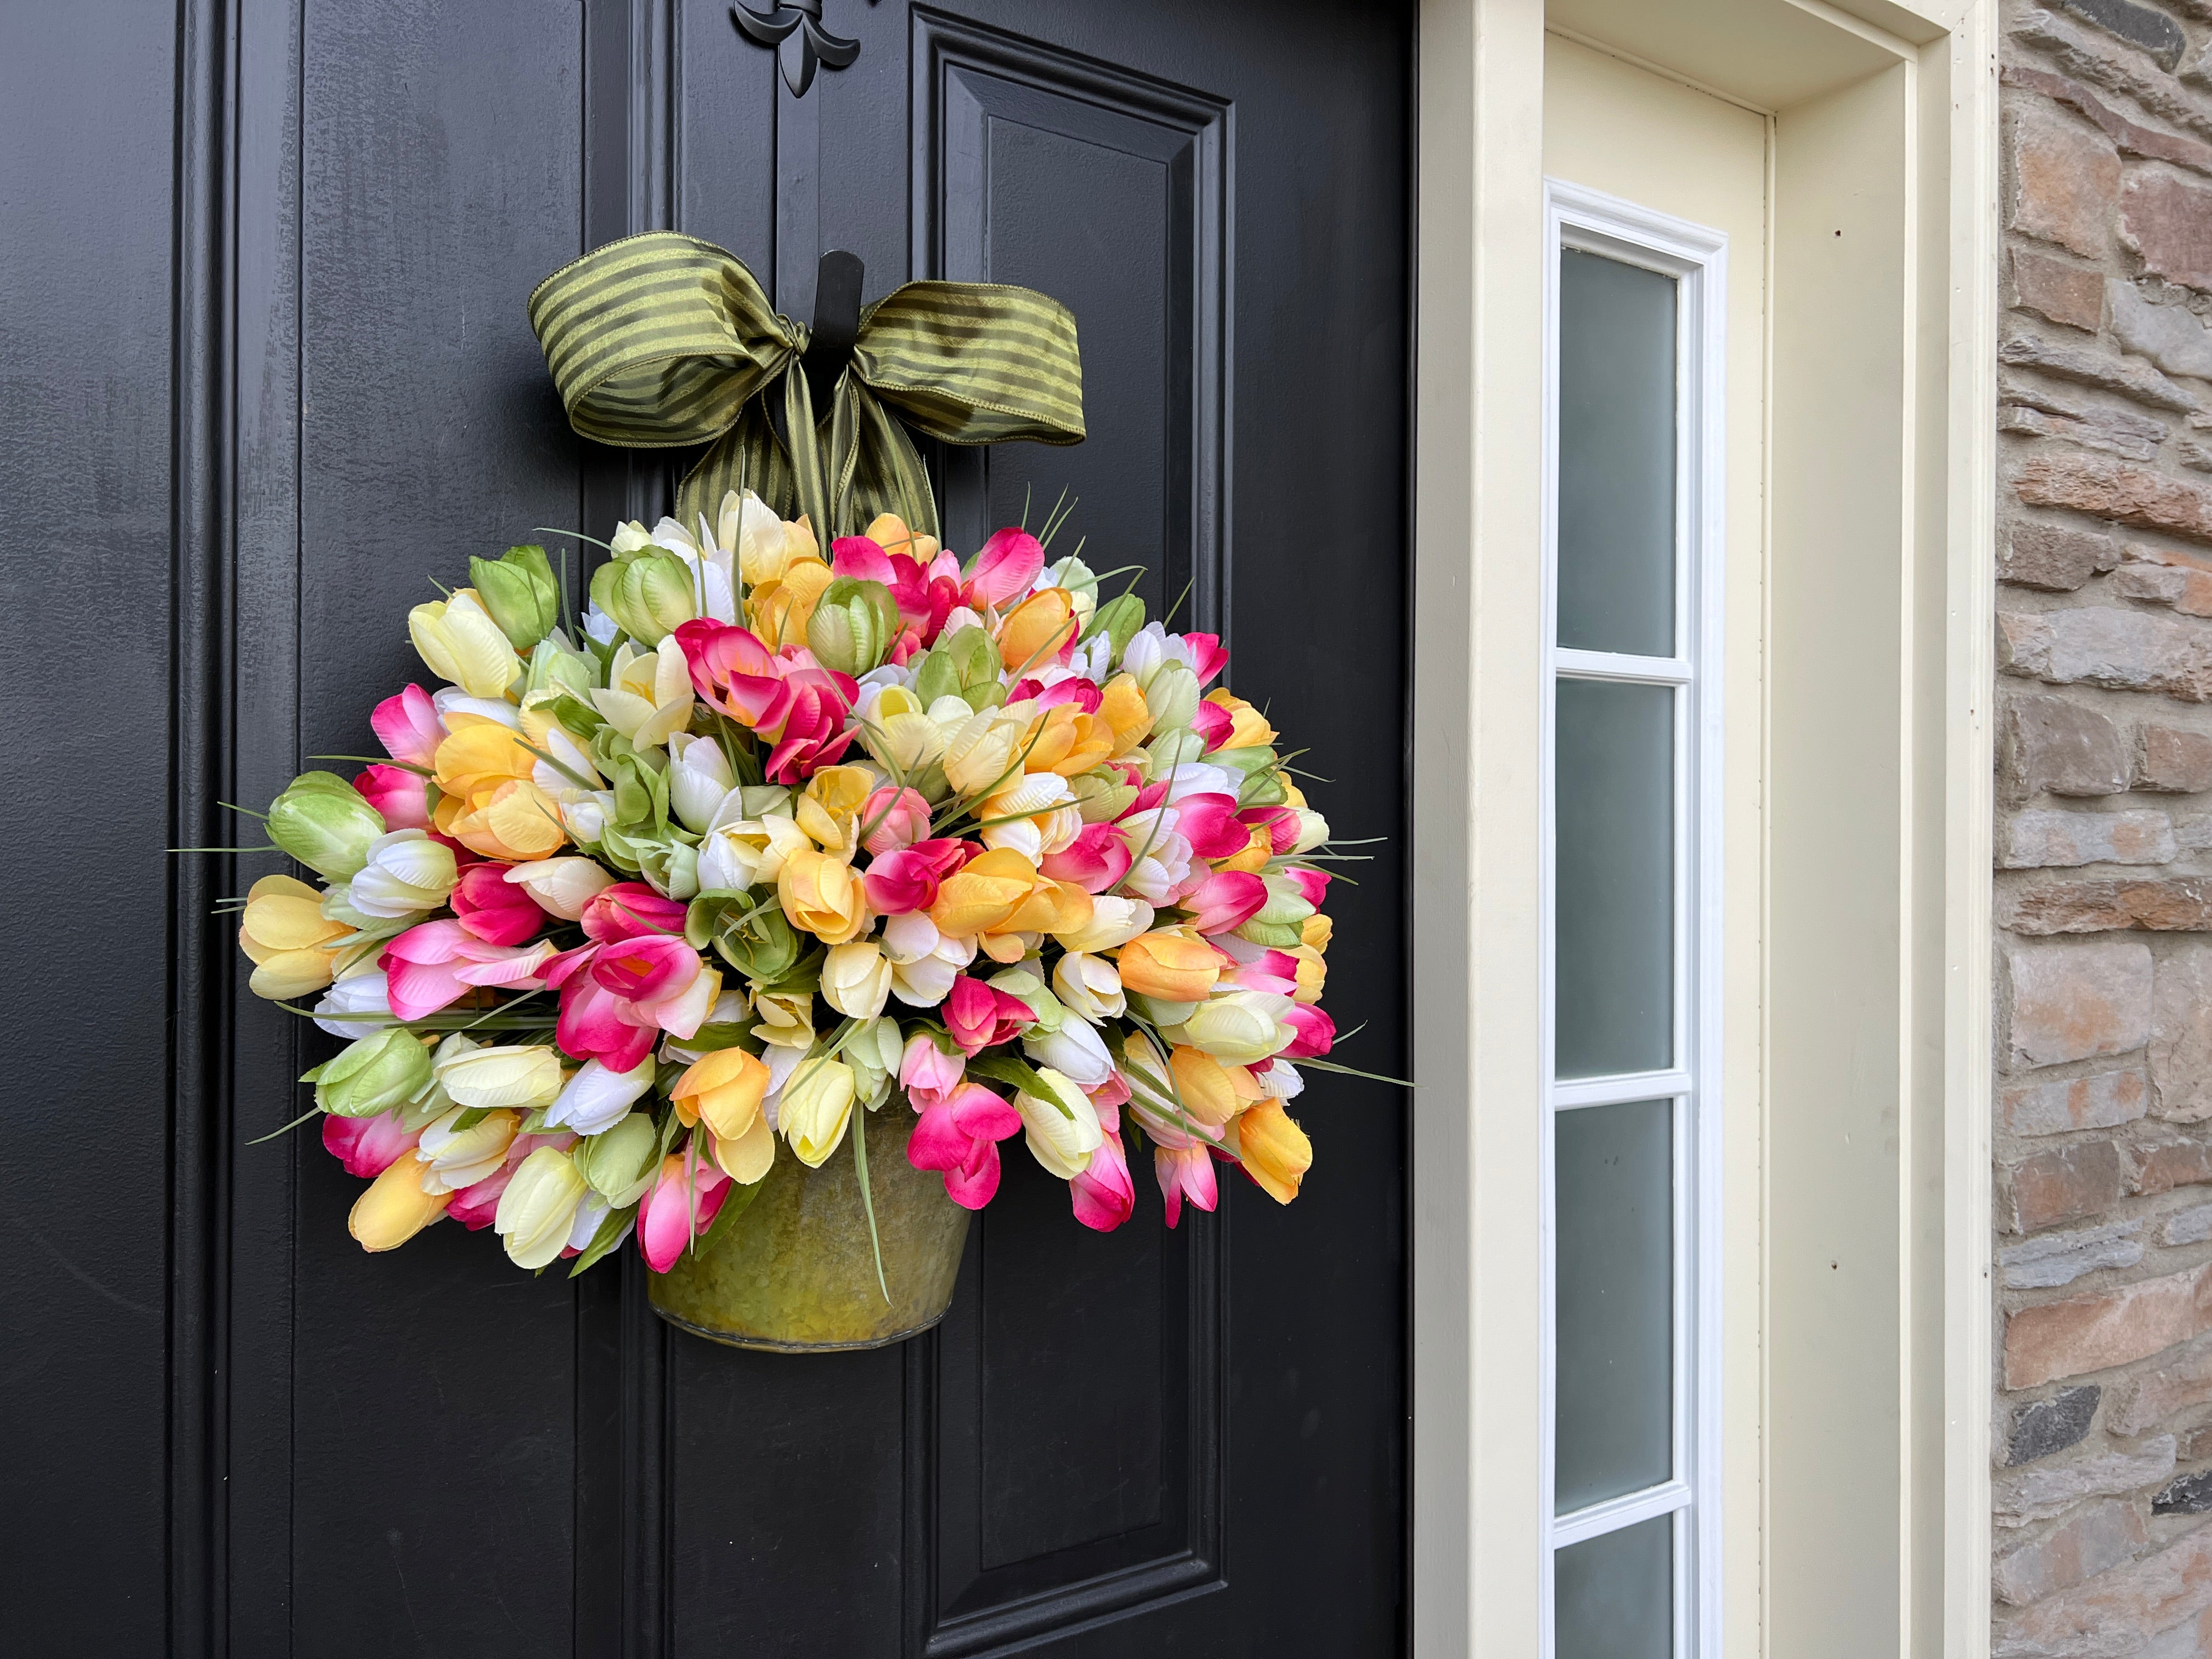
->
[527, 231, 1085, 539]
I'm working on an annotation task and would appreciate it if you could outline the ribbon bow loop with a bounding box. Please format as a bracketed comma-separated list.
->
[527, 232, 1084, 540]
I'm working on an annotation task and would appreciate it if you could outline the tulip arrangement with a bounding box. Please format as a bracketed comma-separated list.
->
[235, 491, 1358, 1284]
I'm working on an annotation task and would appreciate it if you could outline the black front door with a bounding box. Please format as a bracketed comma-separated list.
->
[3, 3, 1409, 1653]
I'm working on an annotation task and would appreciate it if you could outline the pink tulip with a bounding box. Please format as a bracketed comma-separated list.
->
[1180, 633, 1229, 686]
[354, 763, 431, 831]
[450, 861, 543, 946]
[907, 1082, 1023, 1209]
[1283, 868, 1331, 909]
[1040, 823, 1132, 894]
[899, 1034, 967, 1109]
[590, 933, 700, 1005]
[446, 1164, 517, 1231]
[1089, 1070, 1132, 1111]
[1240, 805, 1301, 855]
[1174, 794, 1251, 860]
[761, 671, 858, 782]
[579, 882, 690, 944]
[964, 527, 1046, 611]
[863, 846, 938, 915]
[1182, 870, 1268, 935]
[830, 534, 898, 584]
[674, 619, 784, 725]
[381, 921, 554, 1020]
[1155, 1141, 1218, 1228]
[1280, 1003, 1336, 1060]
[1010, 675, 1103, 713]
[556, 974, 661, 1073]
[323, 1111, 422, 1178]
[860, 786, 933, 854]
[944, 975, 1035, 1056]
[1189, 700, 1234, 752]
[1070, 1101, 1135, 1232]
[887, 627, 926, 666]
[371, 683, 445, 768]
[637, 1154, 732, 1273]
[1220, 947, 1302, 996]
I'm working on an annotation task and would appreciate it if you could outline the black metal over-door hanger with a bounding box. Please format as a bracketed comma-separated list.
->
[731, 0, 871, 98]
[766, 249, 866, 453]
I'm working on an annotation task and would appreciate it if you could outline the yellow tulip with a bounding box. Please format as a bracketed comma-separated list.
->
[409, 589, 521, 698]
[414, 1106, 521, 1193]
[708, 1113, 777, 1184]
[860, 511, 938, 566]
[1023, 703, 1116, 777]
[504, 855, 615, 919]
[778, 849, 868, 944]
[1300, 913, 1333, 952]
[748, 556, 834, 648]
[1098, 674, 1153, 754]
[590, 634, 696, 747]
[672, 1047, 771, 1141]
[1012, 1068, 1103, 1180]
[238, 873, 351, 998]
[753, 988, 816, 1049]
[439, 776, 568, 861]
[432, 718, 534, 799]
[1289, 945, 1328, 1004]
[1203, 690, 1277, 749]
[928, 847, 1041, 937]
[1054, 895, 1155, 953]
[348, 1158, 451, 1252]
[733, 492, 818, 588]
[435, 1045, 564, 1111]
[796, 765, 875, 853]
[1115, 930, 1223, 1003]
[1217, 823, 1274, 874]
[856, 685, 947, 774]
[1168, 1046, 1262, 1127]
[1231, 1098, 1312, 1204]
[997, 588, 1079, 674]
[781, 1058, 857, 1167]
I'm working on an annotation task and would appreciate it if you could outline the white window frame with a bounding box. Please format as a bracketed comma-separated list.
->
[1537, 178, 1729, 1658]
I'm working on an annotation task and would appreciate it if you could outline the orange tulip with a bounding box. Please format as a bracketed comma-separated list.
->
[437, 776, 567, 861]
[1098, 674, 1153, 753]
[1232, 1098, 1312, 1204]
[672, 1047, 770, 1139]
[348, 1157, 452, 1251]
[1115, 929, 1222, 1003]
[1204, 690, 1277, 749]
[998, 588, 1079, 673]
[1168, 1045, 1262, 1127]
[1024, 703, 1116, 777]
[929, 847, 1042, 937]
[1217, 823, 1273, 874]
[1300, 913, 1333, 952]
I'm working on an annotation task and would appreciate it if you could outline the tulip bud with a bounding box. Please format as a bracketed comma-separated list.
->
[667, 732, 736, 833]
[806, 576, 901, 675]
[348, 1156, 450, 1252]
[943, 705, 1031, 797]
[1082, 592, 1145, 663]
[409, 589, 522, 698]
[238, 872, 352, 1000]
[780, 1058, 858, 1167]
[1024, 1017, 1113, 1088]
[346, 828, 459, 918]
[635, 838, 701, 902]
[523, 633, 596, 701]
[844, 1016, 904, 1107]
[1226, 1097, 1312, 1204]
[1170, 989, 1294, 1065]
[470, 543, 560, 650]
[913, 624, 1005, 712]
[821, 940, 893, 1020]
[268, 771, 387, 881]
[546, 1055, 658, 1137]
[504, 855, 616, 919]
[707, 901, 801, 983]
[1143, 662, 1200, 736]
[433, 1043, 565, 1111]
[592, 550, 698, 646]
[306, 1028, 433, 1118]
[1114, 929, 1222, 1003]
[1067, 770, 1138, 825]
[579, 1113, 662, 1207]
[1053, 952, 1125, 1022]
[1043, 555, 1099, 629]
[494, 1145, 590, 1269]
[1012, 1068, 1103, 1179]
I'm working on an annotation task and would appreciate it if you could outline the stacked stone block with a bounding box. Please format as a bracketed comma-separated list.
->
[1996, 1, 2212, 1650]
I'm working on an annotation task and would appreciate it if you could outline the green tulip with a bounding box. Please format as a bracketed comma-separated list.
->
[634, 838, 700, 902]
[709, 902, 801, 984]
[579, 1112, 661, 1207]
[1068, 769, 1138, 824]
[522, 633, 596, 701]
[306, 1028, 432, 1119]
[1143, 662, 1199, 735]
[590, 550, 698, 645]
[912, 624, 1006, 712]
[268, 770, 387, 881]
[470, 543, 560, 650]
[805, 577, 901, 675]
[1082, 591, 1146, 663]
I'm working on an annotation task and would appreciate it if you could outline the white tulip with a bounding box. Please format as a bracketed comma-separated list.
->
[545, 1056, 658, 1136]
[347, 828, 460, 918]
[1013, 1068, 1103, 1180]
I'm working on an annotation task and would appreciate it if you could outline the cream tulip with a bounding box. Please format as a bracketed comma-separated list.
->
[409, 588, 521, 698]
[504, 855, 615, 919]
[494, 1146, 590, 1269]
[346, 828, 460, 918]
[1052, 952, 1126, 1023]
[780, 1058, 857, 1167]
[434, 1043, 565, 1111]
[413, 1106, 520, 1193]
[821, 940, 893, 1020]
[591, 634, 697, 747]
[1013, 1068, 1103, 1180]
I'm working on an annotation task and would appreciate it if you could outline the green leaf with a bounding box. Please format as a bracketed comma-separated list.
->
[695, 1169, 765, 1257]
[566, 1203, 638, 1276]
[850, 1109, 890, 1305]
[966, 1052, 1062, 1111]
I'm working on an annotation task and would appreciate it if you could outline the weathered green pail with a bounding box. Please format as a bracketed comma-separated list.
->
[647, 1107, 970, 1352]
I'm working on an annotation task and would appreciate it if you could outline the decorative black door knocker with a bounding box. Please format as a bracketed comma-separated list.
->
[732, 0, 862, 98]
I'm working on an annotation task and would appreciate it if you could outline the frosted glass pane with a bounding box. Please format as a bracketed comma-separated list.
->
[1558, 248, 1678, 657]
[1555, 1516, 1673, 1659]
[1555, 1098, 1673, 1512]
[1555, 679, 1674, 1078]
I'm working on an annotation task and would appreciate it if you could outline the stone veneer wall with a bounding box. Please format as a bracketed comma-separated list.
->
[1992, 0, 2212, 1651]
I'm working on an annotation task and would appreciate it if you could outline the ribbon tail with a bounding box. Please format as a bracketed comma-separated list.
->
[831, 379, 939, 541]
[779, 363, 832, 541]
[676, 403, 798, 537]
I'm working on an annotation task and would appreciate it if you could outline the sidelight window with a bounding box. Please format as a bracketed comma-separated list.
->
[1540, 182, 1728, 1659]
